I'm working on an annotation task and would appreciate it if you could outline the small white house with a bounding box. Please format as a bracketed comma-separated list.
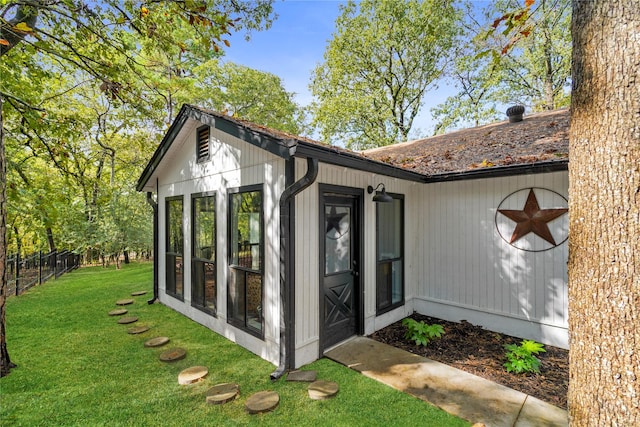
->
[136, 105, 569, 376]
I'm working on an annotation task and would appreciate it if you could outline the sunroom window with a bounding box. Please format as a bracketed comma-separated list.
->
[166, 196, 184, 300]
[191, 193, 216, 315]
[376, 195, 404, 314]
[228, 186, 263, 337]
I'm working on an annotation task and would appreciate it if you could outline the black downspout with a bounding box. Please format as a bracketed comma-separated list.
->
[146, 189, 159, 304]
[271, 157, 318, 380]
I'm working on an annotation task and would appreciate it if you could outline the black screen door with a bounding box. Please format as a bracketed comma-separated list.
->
[321, 194, 360, 350]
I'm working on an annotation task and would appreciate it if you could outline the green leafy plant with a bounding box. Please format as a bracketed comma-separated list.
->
[402, 318, 445, 346]
[503, 340, 546, 374]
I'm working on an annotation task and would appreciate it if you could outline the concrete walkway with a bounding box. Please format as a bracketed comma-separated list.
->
[325, 337, 568, 427]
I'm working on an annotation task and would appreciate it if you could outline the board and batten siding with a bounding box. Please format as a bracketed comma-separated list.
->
[414, 171, 569, 348]
[156, 119, 285, 365]
[292, 159, 418, 367]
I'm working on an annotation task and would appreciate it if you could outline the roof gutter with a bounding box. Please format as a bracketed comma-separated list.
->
[271, 156, 319, 380]
[295, 141, 426, 183]
[423, 160, 568, 183]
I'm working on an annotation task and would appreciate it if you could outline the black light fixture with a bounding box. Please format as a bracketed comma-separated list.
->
[367, 183, 393, 203]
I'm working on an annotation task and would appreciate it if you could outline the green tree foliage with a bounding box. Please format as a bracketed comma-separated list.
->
[0, 0, 290, 259]
[192, 61, 303, 134]
[430, 49, 502, 134]
[489, 0, 571, 110]
[432, 0, 571, 133]
[0, 0, 278, 377]
[310, 0, 460, 149]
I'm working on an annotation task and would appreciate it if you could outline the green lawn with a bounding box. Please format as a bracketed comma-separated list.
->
[1, 263, 469, 427]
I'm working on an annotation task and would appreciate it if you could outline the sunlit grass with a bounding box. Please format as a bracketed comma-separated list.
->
[1, 263, 469, 426]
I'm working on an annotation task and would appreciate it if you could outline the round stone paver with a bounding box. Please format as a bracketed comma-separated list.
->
[245, 391, 279, 414]
[308, 380, 339, 400]
[178, 366, 208, 385]
[116, 298, 134, 306]
[206, 383, 240, 405]
[128, 325, 150, 335]
[159, 348, 186, 362]
[131, 290, 147, 296]
[144, 336, 170, 348]
[117, 316, 138, 324]
[108, 308, 128, 316]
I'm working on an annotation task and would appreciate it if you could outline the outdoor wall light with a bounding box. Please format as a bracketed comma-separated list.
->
[367, 183, 393, 203]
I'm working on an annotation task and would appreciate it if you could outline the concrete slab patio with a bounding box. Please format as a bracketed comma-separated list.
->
[325, 337, 568, 427]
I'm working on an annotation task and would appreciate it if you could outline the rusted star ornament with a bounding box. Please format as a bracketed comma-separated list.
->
[498, 189, 568, 245]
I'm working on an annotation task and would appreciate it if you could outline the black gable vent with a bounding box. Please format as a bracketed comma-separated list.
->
[506, 105, 525, 123]
[197, 126, 210, 161]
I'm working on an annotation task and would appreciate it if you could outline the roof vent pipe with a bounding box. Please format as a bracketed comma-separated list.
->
[506, 105, 525, 123]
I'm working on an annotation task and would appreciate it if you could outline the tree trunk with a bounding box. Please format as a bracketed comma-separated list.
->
[46, 227, 55, 253]
[1, 95, 16, 377]
[568, 1, 639, 425]
[543, 32, 555, 110]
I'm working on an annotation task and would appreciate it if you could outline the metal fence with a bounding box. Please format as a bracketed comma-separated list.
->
[6, 250, 80, 297]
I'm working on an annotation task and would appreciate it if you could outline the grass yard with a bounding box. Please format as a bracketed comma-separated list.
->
[1, 263, 469, 427]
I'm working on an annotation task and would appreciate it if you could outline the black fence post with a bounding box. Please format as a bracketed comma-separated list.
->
[9, 249, 79, 296]
[15, 252, 21, 296]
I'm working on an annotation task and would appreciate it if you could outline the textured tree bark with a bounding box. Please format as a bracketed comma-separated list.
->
[0, 95, 16, 377]
[0, 2, 39, 378]
[568, 1, 640, 425]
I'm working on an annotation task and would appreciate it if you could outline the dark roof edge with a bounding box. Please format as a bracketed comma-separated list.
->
[295, 141, 427, 183]
[423, 159, 569, 183]
[136, 105, 297, 191]
[194, 109, 297, 160]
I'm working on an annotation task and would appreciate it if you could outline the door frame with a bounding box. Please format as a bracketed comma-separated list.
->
[318, 183, 364, 355]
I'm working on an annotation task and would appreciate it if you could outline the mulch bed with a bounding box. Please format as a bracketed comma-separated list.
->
[370, 313, 568, 409]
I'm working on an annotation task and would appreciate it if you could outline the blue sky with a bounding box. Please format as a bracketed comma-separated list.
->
[223, 0, 476, 138]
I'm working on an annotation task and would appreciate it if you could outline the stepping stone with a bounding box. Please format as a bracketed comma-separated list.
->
[159, 348, 186, 362]
[131, 290, 147, 296]
[118, 316, 138, 324]
[128, 325, 150, 334]
[245, 391, 279, 414]
[178, 366, 208, 385]
[116, 298, 134, 306]
[286, 370, 317, 382]
[144, 336, 170, 348]
[308, 380, 339, 400]
[206, 383, 240, 405]
[108, 308, 128, 316]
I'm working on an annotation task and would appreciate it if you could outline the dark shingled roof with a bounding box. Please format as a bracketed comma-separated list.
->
[138, 105, 570, 192]
[362, 109, 569, 176]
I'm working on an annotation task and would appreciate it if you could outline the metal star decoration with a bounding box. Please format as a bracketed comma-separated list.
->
[498, 189, 568, 245]
[325, 206, 348, 235]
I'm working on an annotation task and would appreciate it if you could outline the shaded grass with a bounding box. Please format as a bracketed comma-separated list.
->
[1, 263, 469, 426]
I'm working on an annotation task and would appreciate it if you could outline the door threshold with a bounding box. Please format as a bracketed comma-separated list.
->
[323, 335, 358, 354]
